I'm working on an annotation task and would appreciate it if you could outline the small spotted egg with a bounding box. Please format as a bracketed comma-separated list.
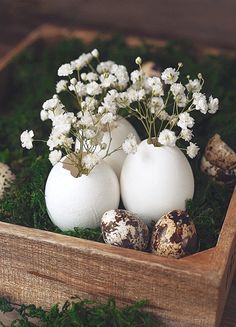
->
[151, 210, 198, 259]
[101, 209, 149, 251]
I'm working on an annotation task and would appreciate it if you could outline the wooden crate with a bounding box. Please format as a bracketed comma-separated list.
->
[0, 25, 235, 327]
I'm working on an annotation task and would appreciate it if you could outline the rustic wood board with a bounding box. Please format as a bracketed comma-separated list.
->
[0, 25, 235, 327]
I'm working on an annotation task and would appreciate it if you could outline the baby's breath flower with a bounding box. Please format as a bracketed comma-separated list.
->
[177, 112, 194, 130]
[82, 153, 101, 170]
[49, 150, 62, 165]
[180, 129, 193, 142]
[147, 77, 164, 96]
[149, 97, 164, 115]
[187, 142, 199, 158]
[91, 49, 99, 58]
[158, 129, 177, 147]
[161, 68, 179, 85]
[175, 93, 187, 108]
[97, 61, 115, 74]
[86, 81, 102, 96]
[135, 57, 142, 65]
[130, 70, 143, 84]
[122, 133, 138, 154]
[208, 96, 219, 114]
[170, 83, 185, 96]
[56, 80, 68, 93]
[40, 109, 48, 121]
[100, 112, 116, 125]
[58, 63, 73, 76]
[193, 92, 208, 114]
[20, 130, 34, 149]
[71, 53, 93, 70]
[186, 79, 201, 93]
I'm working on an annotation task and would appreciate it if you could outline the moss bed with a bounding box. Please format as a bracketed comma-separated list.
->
[0, 35, 235, 326]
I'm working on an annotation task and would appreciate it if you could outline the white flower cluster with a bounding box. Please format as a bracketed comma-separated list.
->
[20, 49, 138, 175]
[20, 50, 219, 167]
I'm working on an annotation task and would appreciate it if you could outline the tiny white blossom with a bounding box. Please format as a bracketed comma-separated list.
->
[58, 63, 73, 76]
[70, 78, 77, 85]
[20, 130, 34, 149]
[80, 111, 94, 127]
[96, 61, 115, 74]
[135, 57, 142, 65]
[161, 68, 179, 85]
[208, 96, 219, 114]
[122, 133, 138, 154]
[100, 112, 116, 125]
[86, 82, 102, 96]
[158, 111, 170, 121]
[193, 92, 208, 114]
[186, 79, 201, 93]
[170, 83, 185, 96]
[100, 74, 117, 88]
[82, 153, 101, 170]
[49, 150, 62, 165]
[187, 142, 199, 158]
[175, 93, 187, 107]
[71, 53, 93, 70]
[43, 98, 60, 110]
[158, 129, 177, 147]
[180, 129, 193, 142]
[149, 97, 164, 114]
[147, 77, 164, 96]
[52, 114, 72, 135]
[91, 49, 99, 58]
[85, 72, 99, 82]
[40, 109, 49, 121]
[131, 70, 143, 84]
[177, 112, 194, 129]
[56, 80, 68, 93]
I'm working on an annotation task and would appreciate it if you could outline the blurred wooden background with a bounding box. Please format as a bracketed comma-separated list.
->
[0, 0, 236, 59]
[0, 1, 235, 326]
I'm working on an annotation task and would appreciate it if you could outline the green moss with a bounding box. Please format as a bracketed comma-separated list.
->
[0, 36, 235, 250]
[0, 297, 158, 327]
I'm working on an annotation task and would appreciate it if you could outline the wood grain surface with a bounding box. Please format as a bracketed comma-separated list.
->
[0, 9, 235, 325]
[0, 0, 236, 55]
[0, 185, 235, 326]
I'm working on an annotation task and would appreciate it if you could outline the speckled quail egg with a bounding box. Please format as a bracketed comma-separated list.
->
[201, 134, 236, 184]
[151, 210, 198, 258]
[101, 209, 149, 251]
[0, 162, 15, 199]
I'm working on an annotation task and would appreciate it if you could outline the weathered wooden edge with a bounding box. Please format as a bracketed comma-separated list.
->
[211, 186, 236, 326]
[0, 23, 235, 73]
[0, 221, 222, 327]
[0, 24, 235, 326]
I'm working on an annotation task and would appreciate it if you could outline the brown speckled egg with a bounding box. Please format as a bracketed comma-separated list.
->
[201, 134, 236, 184]
[101, 209, 149, 251]
[151, 210, 198, 258]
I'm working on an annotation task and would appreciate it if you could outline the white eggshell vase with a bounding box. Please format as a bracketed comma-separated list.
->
[120, 140, 194, 225]
[45, 157, 120, 231]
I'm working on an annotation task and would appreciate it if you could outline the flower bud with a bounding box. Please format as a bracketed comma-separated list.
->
[135, 57, 142, 65]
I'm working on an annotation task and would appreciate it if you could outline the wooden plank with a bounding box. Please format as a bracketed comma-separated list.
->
[0, 0, 236, 50]
[0, 221, 221, 327]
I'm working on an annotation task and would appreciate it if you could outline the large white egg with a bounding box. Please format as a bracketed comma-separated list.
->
[120, 140, 194, 225]
[75, 118, 140, 178]
[45, 157, 120, 231]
